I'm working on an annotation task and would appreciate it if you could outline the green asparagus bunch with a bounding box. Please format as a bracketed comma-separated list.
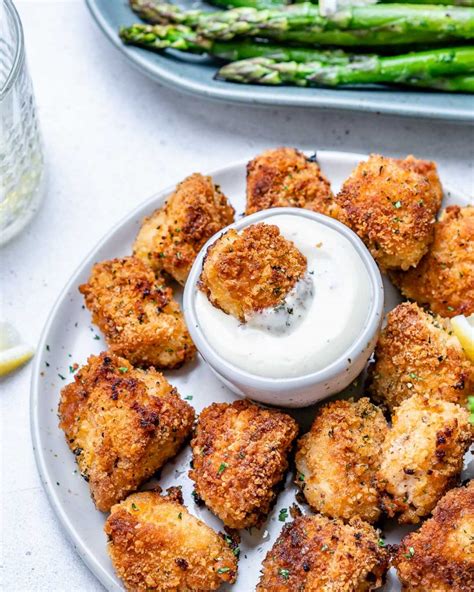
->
[120, 22, 373, 62]
[217, 45, 474, 89]
[129, 1, 474, 46]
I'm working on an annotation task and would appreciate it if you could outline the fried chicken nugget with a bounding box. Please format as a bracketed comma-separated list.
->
[368, 302, 473, 412]
[256, 514, 389, 591]
[391, 205, 474, 318]
[376, 394, 472, 524]
[246, 147, 337, 217]
[134, 173, 235, 285]
[393, 481, 474, 592]
[295, 398, 388, 524]
[79, 256, 195, 369]
[58, 352, 195, 511]
[105, 488, 237, 592]
[189, 400, 298, 529]
[336, 154, 442, 271]
[199, 222, 307, 322]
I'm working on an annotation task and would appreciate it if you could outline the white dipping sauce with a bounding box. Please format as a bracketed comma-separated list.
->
[195, 214, 372, 379]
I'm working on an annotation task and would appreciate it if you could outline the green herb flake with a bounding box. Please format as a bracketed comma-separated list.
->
[468, 396, 474, 425]
[217, 567, 230, 574]
[404, 546, 415, 559]
[58, 373, 66, 380]
[298, 473, 305, 482]
[278, 508, 288, 522]
[394, 200, 402, 209]
[178, 512, 182, 520]
[93, 334, 100, 340]
[217, 462, 228, 475]
[447, 306, 454, 312]
[278, 568, 290, 580]
[378, 538, 385, 547]
[184, 395, 193, 401]
[131, 503, 138, 511]
[118, 367, 128, 373]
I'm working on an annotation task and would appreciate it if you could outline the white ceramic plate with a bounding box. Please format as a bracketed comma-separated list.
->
[30, 151, 471, 592]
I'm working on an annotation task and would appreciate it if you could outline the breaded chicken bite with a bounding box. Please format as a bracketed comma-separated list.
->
[246, 147, 337, 217]
[256, 514, 389, 591]
[58, 352, 195, 511]
[376, 394, 472, 524]
[391, 205, 474, 318]
[199, 222, 307, 322]
[79, 256, 195, 369]
[189, 400, 298, 529]
[105, 488, 237, 592]
[336, 154, 442, 271]
[368, 302, 473, 412]
[134, 173, 235, 285]
[393, 481, 474, 592]
[295, 398, 388, 524]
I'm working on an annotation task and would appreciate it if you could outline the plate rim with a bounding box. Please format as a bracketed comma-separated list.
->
[84, 0, 474, 123]
[29, 151, 468, 591]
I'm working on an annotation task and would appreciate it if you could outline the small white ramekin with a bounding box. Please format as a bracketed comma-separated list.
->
[183, 207, 384, 408]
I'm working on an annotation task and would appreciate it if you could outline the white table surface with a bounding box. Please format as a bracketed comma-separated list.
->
[1, 1, 473, 590]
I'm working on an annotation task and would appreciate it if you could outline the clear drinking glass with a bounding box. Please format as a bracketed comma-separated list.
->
[0, 0, 44, 245]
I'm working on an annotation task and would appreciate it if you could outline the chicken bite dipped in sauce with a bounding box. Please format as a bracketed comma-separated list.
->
[393, 481, 474, 592]
[368, 302, 473, 413]
[376, 394, 472, 524]
[189, 399, 298, 529]
[80, 256, 195, 369]
[105, 487, 237, 592]
[134, 173, 235, 285]
[295, 397, 388, 524]
[336, 154, 442, 271]
[58, 352, 195, 512]
[391, 205, 474, 318]
[256, 514, 389, 591]
[246, 147, 337, 217]
[199, 222, 309, 325]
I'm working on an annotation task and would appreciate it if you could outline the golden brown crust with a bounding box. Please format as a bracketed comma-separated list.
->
[79, 256, 195, 369]
[105, 489, 237, 592]
[391, 205, 474, 318]
[256, 514, 389, 591]
[376, 394, 473, 524]
[295, 398, 388, 524]
[393, 481, 474, 592]
[199, 222, 307, 321]
[189, 399, 298, 529]
[58, 352, 195, 512]
[368, 302, 474, 412]
[246, 147, 337, 217]
[134, 173, 235, 285]
[335, 154, 442, 271]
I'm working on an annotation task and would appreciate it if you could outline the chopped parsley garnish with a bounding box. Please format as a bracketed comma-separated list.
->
[184, 395, 193, 400]
[58, 373, 66, 380]
[298, 473, 305, 482]
[447, 306, 454, 312]
[393, 200, 402, 209]
[321, 544, 329, 551]
[178, 512, 182, 520]
[217, 567, 230, 574]
[217, 462, 228, 475]
[131, 503, 138, 511]
[468, 396, 474, 425]
[93, 334, 100, 340]
[118, 367, 128, 373]
[378, 538, 385, 547]
[278, 568, 290, 580]
[404, 546, 415, 559]
[278, 508, 288, 522]
[46, 345, 50, 351]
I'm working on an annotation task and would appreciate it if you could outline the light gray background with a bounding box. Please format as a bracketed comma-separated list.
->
[1, 1, 473, 590]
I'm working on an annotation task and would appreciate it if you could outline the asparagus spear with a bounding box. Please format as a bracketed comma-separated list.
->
[120, 23, 373, 62]
[217, 46, 474, 87]
[403, 73, 474, 90]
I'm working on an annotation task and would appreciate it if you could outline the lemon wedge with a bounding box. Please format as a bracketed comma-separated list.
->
[0, 322, 35, 377]
[451, 314, 474, 362]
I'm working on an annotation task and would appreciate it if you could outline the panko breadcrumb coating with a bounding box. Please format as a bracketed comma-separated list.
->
[58, 352, 195, 512]
[336, 154, 442, 271]
[393, 481, 474, 592]
[295, 398, 388, 524]
[246, 147, 337, 217]
[133, 173, 235, 285]
[391, 205, 474, 318]
[199, 222, 307, 322]
[79, 256, 195, 369]
[368, 302, 474, 412]
[376, 394, 472, 524]
[256, 514, 389, 592]
[105, 488, 237, 592]
[189, 399, 298, 529]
